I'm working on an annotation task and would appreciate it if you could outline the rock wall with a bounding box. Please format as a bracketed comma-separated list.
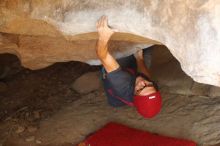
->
[0, 0, 220, 87]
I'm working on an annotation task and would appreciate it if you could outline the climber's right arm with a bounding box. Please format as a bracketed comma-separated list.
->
[134, 49, 151, 78]
[96, 16, 119, 73]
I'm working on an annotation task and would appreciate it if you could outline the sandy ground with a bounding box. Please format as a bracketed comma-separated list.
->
[1, 47, 220, 146]
[27, 89, 220, 146]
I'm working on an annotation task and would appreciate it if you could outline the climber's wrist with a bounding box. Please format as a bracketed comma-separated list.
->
[98, 37, 110, 43]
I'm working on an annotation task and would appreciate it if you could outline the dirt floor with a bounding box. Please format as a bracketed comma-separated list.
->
[0, 54, 99, 146]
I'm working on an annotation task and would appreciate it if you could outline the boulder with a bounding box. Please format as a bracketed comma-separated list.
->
[71, 71, 101, 94]
[0, 0, 220, 86]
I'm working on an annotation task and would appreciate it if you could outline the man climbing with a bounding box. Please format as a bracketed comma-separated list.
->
[96, 16, 162, 118]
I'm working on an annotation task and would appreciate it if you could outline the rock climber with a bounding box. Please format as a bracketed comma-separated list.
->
[96, 16, 162, 118]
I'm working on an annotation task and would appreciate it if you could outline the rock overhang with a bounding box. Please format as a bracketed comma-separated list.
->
[0, 0, 220, 86]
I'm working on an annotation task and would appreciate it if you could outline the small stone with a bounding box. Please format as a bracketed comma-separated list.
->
[33, 111, 41, 119]
[25, 112, 30, 117]
[25, 136, 35, 142]
[15, 126, 25, 134]
[35, 140, 42, 144]
[27, 126, 38, 133]
[0, 82, 7, 92]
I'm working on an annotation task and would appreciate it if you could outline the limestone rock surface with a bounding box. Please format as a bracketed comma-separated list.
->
[0, 0, 220, 87]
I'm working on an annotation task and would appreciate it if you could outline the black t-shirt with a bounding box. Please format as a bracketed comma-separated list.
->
[105, 67, 136, 103]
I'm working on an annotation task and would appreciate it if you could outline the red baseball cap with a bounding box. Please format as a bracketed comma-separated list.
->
[134, 91, 162, 118]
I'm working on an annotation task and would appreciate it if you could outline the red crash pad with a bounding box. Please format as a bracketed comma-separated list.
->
[83, 122, 197, 146]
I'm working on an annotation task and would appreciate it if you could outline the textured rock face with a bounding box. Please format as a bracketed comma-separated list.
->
[0, 0, 220, 86]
